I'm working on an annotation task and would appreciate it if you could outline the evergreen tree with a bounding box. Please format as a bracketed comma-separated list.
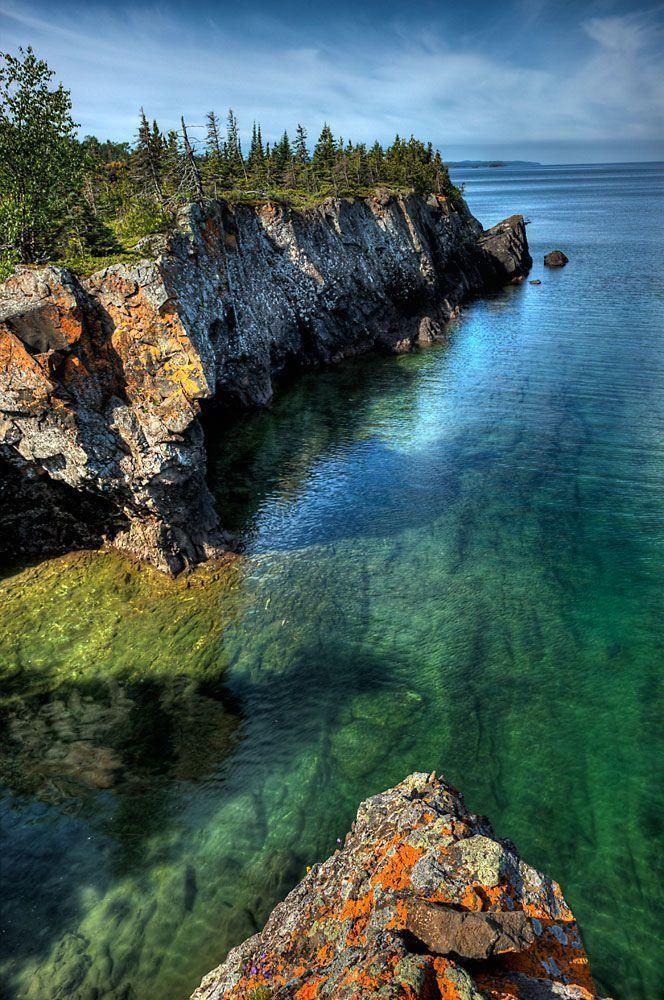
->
[180, 116, 204, 201]
[203, 112, 228, 195]
[133, 108, 165, 205]
[345, 141, 366, 186]
[294, 124, 308, 164]
[205, 110, 223, 158]
[271, 130, 292, 185]
[247, 122, 266, 182]
[0, 46, 85, 262]
[225, 108, 246, 183]
[312, 123, 336, 186]
[367, 141, 384, 185]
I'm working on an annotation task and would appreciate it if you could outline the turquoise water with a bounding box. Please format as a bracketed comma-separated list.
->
[1, 163, 663, 999]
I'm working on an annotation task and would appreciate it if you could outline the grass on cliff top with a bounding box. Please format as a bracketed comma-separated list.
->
[60, 185, 463, 277]
[1, 184, 464, 280]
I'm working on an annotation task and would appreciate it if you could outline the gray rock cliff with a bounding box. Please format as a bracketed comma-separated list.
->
[0, 193, 531, 571]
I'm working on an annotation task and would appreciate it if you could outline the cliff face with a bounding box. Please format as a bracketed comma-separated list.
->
[0, 194, 531, 571]
[192, 773, 604, 1000]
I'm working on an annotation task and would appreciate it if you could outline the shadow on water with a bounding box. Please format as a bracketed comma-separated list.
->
[205, 347, 435, 537]
[0, 631, 424, 1000]
[0, 673, 243, 971]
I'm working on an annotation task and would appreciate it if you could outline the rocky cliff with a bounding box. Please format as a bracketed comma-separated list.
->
[192, 772, 604, 1000]
[0, 194, 531, 571]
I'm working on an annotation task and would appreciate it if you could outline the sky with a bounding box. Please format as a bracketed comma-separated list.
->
[1, 0, 663, 163]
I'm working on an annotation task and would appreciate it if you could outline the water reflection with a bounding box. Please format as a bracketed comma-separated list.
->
[1, 163, 663, 1000]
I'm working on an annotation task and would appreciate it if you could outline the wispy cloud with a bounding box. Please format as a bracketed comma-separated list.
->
[0, 0, 662, 161]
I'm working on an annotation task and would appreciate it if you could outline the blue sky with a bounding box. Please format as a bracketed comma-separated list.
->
[1, 0, 662, 162]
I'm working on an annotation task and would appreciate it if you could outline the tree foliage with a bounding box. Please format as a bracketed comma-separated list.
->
[0, 47, 464, 276]
[0, 46, 85, 263]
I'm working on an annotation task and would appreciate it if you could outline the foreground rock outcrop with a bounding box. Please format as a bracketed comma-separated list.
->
[192, 773, 603, 1000]
[0, 194, 531, 571]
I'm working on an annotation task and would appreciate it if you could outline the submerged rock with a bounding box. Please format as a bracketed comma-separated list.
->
[0, 195, 532, 572]
[191, 772, 606, 999]
[544, 250, 569, 267]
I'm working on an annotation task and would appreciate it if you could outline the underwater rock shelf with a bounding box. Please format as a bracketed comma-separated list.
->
[191, 772, 607, 1000]
[0, 194, 531, 572]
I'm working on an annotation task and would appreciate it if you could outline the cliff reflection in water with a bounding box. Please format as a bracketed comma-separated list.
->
[1, 676, 241, 802]
[1, 667, 243, 975]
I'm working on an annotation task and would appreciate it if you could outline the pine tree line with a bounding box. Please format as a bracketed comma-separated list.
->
[1, 46, 463, 274]
[109, 109, 459, 207]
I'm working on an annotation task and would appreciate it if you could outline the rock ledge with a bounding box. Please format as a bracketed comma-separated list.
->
[192, 772, 605, 999]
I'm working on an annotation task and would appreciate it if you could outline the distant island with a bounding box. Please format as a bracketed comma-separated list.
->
[447, 160, 541, 168]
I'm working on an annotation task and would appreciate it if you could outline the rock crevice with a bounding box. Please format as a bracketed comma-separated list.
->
[0, 194, 531, 571]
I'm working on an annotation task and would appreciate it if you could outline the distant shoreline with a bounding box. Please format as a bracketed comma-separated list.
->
[448, 160, 664, 168]
[447, 160, 541, 168]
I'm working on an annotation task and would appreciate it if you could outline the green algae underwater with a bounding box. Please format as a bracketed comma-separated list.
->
[1, 162, 663, 1000]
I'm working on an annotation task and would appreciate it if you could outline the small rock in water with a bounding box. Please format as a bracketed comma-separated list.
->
[530, 279, 542, 285]
[544, 250, 569, 267]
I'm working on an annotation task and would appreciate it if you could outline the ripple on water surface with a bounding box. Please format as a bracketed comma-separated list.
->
[1, 162, 663, 1000]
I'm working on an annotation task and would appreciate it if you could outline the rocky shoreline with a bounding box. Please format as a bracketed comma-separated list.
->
[0, 193, 531, 572]
[191, 772, 605, 1000]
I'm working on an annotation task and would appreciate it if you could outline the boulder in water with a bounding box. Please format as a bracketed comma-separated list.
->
[544, 250, 569, 267]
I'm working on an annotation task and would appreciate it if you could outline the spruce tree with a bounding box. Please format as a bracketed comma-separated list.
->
[225, 108, 246, 184]
[293, 124, 310, 190]
[312, 123, 336, 187]
[367, 141, 384, 185]
[134, 108, 165, 205]
[163, 129, 182, 199]
[205, 110, 223, 158]
[272, 130, 292, 185]
[247, 122, 266, 184]
[294, 124, 308, 164]
[204, 111, 228, 195]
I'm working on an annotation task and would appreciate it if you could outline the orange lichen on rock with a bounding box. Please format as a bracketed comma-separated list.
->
[337, 888, 375, 943]
[190, 773, 606, 1000]
[295, 980, 325, 1000]
[374, 839, 424, 892]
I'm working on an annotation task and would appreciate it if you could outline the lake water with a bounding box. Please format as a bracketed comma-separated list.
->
[1, 163, 662, 1000]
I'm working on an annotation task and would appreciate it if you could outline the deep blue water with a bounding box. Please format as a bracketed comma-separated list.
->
[0, 162, 662, 1000]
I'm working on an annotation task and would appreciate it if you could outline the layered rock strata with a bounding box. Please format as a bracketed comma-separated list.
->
[192, 772, 605, 1000]
[0, 195, 531, 571]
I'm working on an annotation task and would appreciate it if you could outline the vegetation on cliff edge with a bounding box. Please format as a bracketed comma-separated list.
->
[0, 47, 465, 278]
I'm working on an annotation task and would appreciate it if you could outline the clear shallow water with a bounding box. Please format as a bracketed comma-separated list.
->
[1, 162, 663, 1000]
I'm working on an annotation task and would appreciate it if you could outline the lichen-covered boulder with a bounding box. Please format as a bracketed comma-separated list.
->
[191, 773, 604, 999]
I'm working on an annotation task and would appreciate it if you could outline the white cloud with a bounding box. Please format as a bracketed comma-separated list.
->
[584, 12, 653, 54]
[0, 1, 662, 156]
